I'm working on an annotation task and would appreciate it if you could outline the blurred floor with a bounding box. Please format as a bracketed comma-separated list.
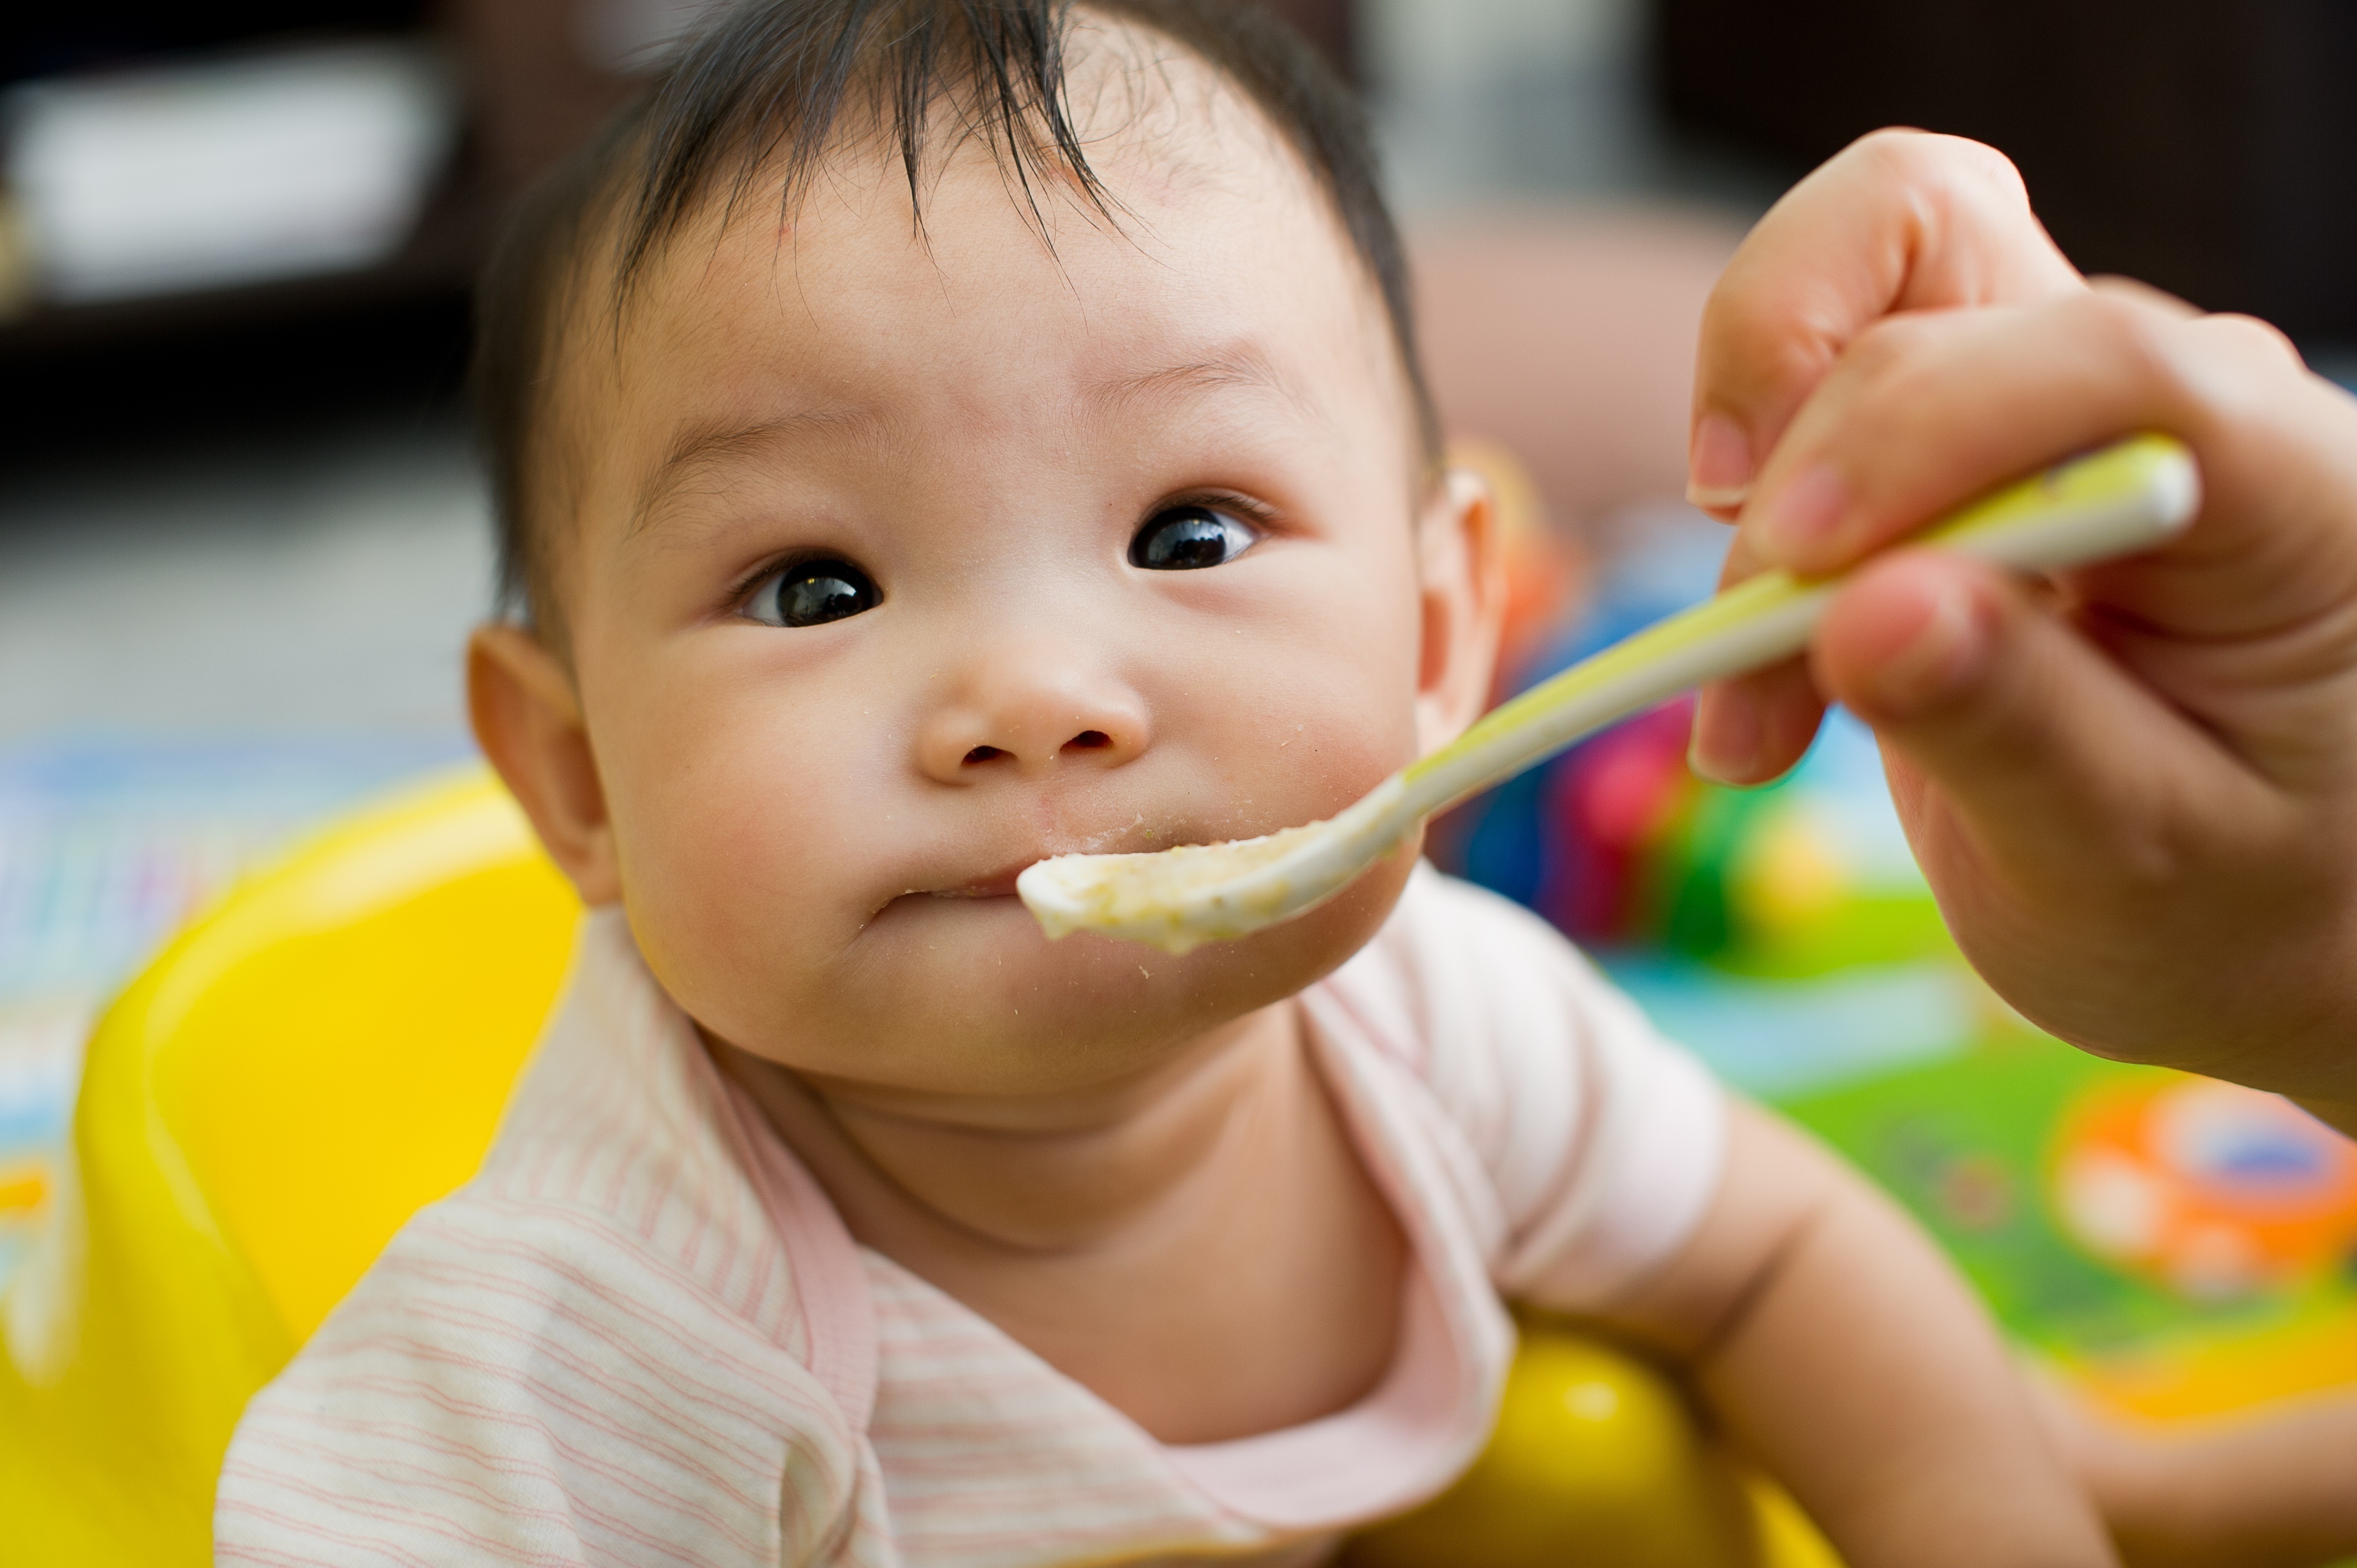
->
[0, 417, 492, 745]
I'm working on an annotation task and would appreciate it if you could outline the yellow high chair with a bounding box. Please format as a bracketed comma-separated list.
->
[0, 768, 1838, 1567]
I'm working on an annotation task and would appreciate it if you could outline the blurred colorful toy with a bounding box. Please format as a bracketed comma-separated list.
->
[2055, 1077, 2357, 1302]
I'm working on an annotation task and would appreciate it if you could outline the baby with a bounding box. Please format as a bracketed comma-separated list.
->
[215, 2, 2118, 1564]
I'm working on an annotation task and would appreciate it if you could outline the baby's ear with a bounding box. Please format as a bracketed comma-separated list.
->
[1412, 465, 1507, 755]
[468, 624, 624, 906]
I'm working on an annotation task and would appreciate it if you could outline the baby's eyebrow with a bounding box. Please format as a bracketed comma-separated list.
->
[631, 404, 886, 535]
[1085, 344, 1323, 427]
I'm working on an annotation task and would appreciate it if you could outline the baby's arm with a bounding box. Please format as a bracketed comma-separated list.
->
[1600, 1100, 2118, 1567]
[2039, 1381, 2357, 1568]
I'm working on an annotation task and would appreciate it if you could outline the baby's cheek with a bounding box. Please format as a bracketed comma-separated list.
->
[604, 718, 863, 1043]
[1229, 659, 1421, 825]
[1228, 559, 1426, 795]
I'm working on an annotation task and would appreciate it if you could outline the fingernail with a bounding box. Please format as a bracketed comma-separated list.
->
[1754, 465, 1849, 563]
[1865, 579, 1990, 715]
[1686, 412, 1755, 510]
[1688, 685, 1760, 783]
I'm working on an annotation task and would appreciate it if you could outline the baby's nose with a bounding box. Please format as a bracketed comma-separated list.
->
[916, 642, 1150, 783]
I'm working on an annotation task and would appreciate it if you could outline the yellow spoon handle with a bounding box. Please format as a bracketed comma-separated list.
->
[1397, 434, 2200, 824]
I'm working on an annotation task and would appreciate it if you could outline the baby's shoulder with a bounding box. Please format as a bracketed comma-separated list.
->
[468, 906, 859, 1358]
[218, 1184, 872, 1566]
[1317, 864, 1654, 1079]
[463, 911, 886, 1378]
[1316, 869, 1727, 1310]
[1312, 866, 1711, 1192]
[364, 1179, 808, 1363]
[213, 912, 888, 1565]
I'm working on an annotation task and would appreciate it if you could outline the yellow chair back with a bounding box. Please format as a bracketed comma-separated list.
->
[0, 770, 579, 1566]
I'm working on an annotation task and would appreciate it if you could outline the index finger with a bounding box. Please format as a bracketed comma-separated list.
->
[1687, 130, 2085, 517]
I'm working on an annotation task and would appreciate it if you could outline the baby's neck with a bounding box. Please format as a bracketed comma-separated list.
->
[712, 1002, 1308, 1255]
[712, 1002, 1408, 1443]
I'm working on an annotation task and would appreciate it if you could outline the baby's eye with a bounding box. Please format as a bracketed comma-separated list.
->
[745, 558, 880, 627]
[1129, 504, 1259, 571]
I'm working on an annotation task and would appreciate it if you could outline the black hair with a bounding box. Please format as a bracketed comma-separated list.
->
[474, 0, 1438, 632]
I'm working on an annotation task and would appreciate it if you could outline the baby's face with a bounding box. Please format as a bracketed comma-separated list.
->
[501, 50, 1495, 1098]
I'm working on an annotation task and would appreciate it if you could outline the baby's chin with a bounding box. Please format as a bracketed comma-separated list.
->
[695, 849, 1418, 1099]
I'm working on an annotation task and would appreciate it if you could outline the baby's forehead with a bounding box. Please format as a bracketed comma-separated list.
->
[1052, 22, 1316, 202]
[627, 31, 1337, 311]
[580, 53, 1386, 430]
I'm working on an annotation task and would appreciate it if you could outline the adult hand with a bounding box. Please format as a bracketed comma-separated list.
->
[1684, 130, 2357, 1130]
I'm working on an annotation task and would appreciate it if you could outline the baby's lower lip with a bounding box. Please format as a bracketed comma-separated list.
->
[920, 831, 1192, 901]
[930, 870, 1025, 899]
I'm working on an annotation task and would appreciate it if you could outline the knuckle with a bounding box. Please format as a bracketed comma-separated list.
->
[2173, 315, 2312, 432]
[1944, 137, 2032, 205]
[1842, 311, 1944, 383]
[1805, 315, 1958, 459]
[2069, 289, 2181, 378]
[1846, 125, 1932, 165]
[1851, 127, 2027, 204]
[2196, 310, 2303, 369]
[2086, 274, 2200, 317]
[2050, 292, 2302, 435]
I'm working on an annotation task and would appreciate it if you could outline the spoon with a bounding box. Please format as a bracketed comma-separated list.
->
[1018, 434, 2200, 955]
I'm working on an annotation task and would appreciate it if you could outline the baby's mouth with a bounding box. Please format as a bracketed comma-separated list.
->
[929, 863, 1028, 900]
[910, 822, 1181, 904]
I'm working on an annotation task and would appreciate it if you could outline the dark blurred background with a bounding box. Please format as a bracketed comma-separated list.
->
[6, 0, 2351, 460]
[0, 0, 1358, 458]
[1, 0, 2351, 741]
[1660, 0, 2357, 342]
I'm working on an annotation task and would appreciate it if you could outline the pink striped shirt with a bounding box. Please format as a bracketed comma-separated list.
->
[217, 866, 1724, 1566]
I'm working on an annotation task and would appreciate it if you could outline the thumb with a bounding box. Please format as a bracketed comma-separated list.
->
[1810, 550, 2272, 895]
